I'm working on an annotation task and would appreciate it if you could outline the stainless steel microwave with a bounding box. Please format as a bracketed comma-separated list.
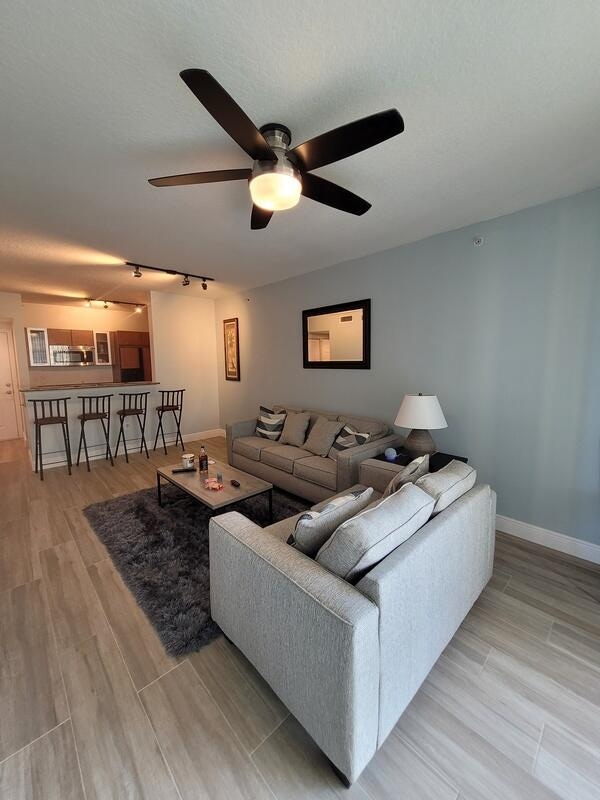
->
[49, 345, 95, 366]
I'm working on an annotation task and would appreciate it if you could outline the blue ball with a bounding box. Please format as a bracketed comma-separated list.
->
[384, 447, 397, 461]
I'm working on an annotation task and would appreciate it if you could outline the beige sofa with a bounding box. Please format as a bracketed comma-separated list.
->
[226, 404, 403, 502]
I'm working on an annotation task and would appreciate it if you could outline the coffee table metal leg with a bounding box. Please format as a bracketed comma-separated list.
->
[157, 473, 162, 507]
[268, 488, 273, 522]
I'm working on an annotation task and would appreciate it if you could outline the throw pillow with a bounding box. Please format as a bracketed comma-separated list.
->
[304, 417, 344, 457]
[416, 460, 476, 514]
[328, 424, 371, 460]
[382, 454, 430, 497]
[316, 483, 434, 582]
[279, 411, 311, 447]
[255, 406, 286, 440]
[288, 487, 374, 556]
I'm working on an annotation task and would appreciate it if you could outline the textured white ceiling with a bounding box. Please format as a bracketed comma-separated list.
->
[1, 0, 600, 303]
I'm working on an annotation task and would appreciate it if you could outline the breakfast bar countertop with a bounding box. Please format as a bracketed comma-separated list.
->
[19, 381, 160, 393]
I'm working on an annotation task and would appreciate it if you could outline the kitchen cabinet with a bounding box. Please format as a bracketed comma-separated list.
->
[94, 331, 112, 365]
[71, 329, 94, 346]
[26, 328, 50, 366]
[47, 328, 72, 346]
[111, 330, 152, 382]
[116, 330, 149, 347]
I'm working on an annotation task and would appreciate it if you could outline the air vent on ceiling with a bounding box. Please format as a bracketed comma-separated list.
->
[340, 315, 353, 322]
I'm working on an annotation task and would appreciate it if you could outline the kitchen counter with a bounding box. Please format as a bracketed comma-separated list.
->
[20, 381, 159, 393]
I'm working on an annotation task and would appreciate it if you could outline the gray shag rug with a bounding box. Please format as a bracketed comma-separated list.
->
[84, 484, 308, 656]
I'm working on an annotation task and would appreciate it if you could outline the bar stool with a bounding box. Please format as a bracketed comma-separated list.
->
[76, 394, 114, 471]
[114, 392, 150, 463]
[153, 389, 185, 455]
[29, 397, 72, 481]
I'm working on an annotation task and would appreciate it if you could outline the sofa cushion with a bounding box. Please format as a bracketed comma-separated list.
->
[328, 424, 371, 461]
[261, 444, 312, 474]
[232, 435, 275, 462]
[279, 411, 311, 447]
[264, 512, 305, 543]
[294, 455, 338, 490]
[316, 483, 434, 582]
[256, 406, 286, 440]
[382, 455, 430, 497]
[304, 417, 344, 457]
[337, 414, 389, 441]
[289, 487, 374, 556]
[416, 460, 477, 514]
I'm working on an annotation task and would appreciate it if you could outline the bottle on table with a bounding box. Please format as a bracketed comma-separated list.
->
[199, 445, 209, 473]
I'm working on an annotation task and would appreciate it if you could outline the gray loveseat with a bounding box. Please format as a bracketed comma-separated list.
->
[226, 404, 402, 502]
[209, 459, 496, 784]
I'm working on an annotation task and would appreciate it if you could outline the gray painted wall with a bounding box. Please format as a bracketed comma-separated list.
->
[216, 188, 600, 545]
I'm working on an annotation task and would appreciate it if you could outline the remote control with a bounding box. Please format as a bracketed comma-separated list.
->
[172, 467, 197, 474]
[230, 479, 241, 487]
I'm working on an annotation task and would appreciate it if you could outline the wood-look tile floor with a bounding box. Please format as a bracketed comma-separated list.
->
[0, 435, 599, 799]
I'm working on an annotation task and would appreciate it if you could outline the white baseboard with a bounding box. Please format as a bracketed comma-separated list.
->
[496, 514, 600, 566]
[183, 429, 226, 441]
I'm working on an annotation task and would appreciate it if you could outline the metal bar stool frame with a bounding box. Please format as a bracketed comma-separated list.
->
[76, 394, 114, 471]
[114, 391, 150, 463]
[153, 389, 185, 455]
[29, 396, 72, 481]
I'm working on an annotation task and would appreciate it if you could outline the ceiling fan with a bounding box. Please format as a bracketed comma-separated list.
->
[148, 69, 404, 229]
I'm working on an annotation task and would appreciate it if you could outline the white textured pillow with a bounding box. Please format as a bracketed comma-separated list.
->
[316, 483, 434, 582]
[415, 460, 476, 514]
[288, 488, 374, 556]
[382, 454, 430, 497]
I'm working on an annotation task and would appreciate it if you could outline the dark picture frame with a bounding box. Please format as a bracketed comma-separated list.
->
[223, 318, 240, 381]
[302, 299, 371, 369]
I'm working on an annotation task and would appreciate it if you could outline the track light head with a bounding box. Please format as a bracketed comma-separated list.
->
[103, 301, 109, 309]
[85, 299, 91, 308]
[182, 275, 190, 287]
[202, 280, 208, 291]
[132, 265, 142, 278]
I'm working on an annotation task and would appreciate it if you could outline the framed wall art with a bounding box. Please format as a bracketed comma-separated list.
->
[223, 317, 240, 381]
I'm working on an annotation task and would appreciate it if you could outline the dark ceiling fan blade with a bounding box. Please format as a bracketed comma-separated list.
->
[180, 69, 276, 162]
[300, 172, 371, 215]
[251, 205, 273, 229]
[290, 109, 403, 171]
[149, 168, 251, 187]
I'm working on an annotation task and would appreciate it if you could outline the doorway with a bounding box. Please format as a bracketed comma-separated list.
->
[0, 325, 21, 441]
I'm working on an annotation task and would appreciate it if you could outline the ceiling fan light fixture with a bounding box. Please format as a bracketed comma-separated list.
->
[249, 171, 301, 211]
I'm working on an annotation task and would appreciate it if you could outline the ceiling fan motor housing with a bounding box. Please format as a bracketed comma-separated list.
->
[252, 123, 300, 185]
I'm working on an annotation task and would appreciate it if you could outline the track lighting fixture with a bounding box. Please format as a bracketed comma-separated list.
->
[135, 305, 143, 313]
[83, 297, 145, 312]
[125, 261, 214, 287]
[103, 301, 109, 309]
[85, 299, 92, 308]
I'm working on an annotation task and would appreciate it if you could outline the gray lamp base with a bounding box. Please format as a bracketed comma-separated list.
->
[404, 429, 437, 458]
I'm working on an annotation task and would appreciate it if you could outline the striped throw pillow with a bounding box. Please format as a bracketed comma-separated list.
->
[256, 405, 287, 440]
[328, 424, 370, 460]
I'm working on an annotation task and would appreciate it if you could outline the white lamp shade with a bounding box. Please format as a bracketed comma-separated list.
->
[394, 394, 447, 430]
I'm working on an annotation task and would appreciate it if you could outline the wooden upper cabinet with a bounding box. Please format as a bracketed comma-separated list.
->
[115, 330, 150, 347]
[71, 329, 94, 346]
[47, 328, 72, 346]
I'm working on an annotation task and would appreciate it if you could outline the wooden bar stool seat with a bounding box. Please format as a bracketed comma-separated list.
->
[76, 394, 114, 471]
[29, 396, 72, 481]
[153, 389, 185, 455]
[114, 392, 150, 462]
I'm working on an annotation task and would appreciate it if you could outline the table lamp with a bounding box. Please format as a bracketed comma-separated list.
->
[394, 393, 447, 457]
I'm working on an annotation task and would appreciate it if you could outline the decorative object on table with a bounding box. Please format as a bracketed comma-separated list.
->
[171, 466, 196, 474]
[198, 445, 209, 472]
[204, 477, 224, 491]
[83, 486, 309, 655]
[394, 393, 447, 457]
[223, 317, 240, 381]
[216, 471, 223, 483]
[384, 447, 397, 461]
[182, 453, 195, 468]
[302, 299, 371, 370]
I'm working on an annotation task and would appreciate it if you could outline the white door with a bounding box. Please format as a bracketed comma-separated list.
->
[0, 330, 19, 441]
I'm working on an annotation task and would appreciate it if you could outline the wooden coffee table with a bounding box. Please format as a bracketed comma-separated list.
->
[156, 458, 273, 520]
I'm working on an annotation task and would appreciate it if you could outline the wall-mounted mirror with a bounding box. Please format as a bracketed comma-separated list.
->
[302, 299, 371, 369]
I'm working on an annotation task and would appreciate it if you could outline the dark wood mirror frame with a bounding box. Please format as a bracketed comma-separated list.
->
[302, 299, 371, 369]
